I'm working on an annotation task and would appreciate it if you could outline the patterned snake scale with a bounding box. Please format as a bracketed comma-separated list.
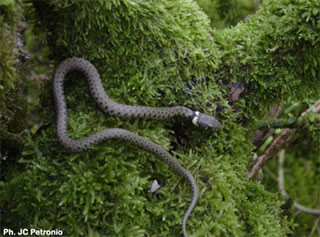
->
[53, 57, 222, 237]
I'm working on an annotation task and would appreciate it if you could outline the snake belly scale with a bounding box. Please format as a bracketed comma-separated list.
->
[53, 57, 221, 237]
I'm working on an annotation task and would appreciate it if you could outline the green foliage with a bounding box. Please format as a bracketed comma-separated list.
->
[197, 0, 260, 28]
[0, 0, 16, 12]
[4, 0, 320, 236]
[23, 19, 54, 133]
[301, 110, 320, 146]
[0, 0, 26, 167]
[264, 146, 320, 236]
[0, 0, 19, 108]
[2, 115, 292, 236]
[254, 98, 320, 235]
[213, 0, 320, 119]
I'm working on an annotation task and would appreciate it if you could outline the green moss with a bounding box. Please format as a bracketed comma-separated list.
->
[214, 0, 320, 120]
[0, 0, 26, 169]
[4, 0, 320, 236]
[197, 0, 260, 29]
[0, 0, 20, 116]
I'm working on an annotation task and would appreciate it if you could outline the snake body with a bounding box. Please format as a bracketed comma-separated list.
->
[53, 57, 221, 237]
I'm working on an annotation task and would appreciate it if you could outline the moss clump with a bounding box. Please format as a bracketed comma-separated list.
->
[4, 0, 320, 236]
[213, 0, 320, 120]
[197, 0, 260, 29]
[0, 0, 26, 171]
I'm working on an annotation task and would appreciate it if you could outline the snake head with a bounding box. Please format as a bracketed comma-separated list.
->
[192, 111, 222, 129]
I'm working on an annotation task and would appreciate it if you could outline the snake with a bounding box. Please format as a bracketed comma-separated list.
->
[53, 57, 222, 237]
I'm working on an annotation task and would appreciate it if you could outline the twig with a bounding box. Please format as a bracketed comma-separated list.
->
[247, 128, 295, 179]
[278, 150, 320, 216]
[309, 217, 319, 237]
[247, 99, 320, 179]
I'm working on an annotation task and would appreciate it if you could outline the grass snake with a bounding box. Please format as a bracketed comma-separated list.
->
[53, 57, 222, 236]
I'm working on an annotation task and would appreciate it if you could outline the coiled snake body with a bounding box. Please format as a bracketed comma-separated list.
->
[53, 57, 221, 237]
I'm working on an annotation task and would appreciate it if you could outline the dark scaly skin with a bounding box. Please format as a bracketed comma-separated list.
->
[53, 57, 221, 237]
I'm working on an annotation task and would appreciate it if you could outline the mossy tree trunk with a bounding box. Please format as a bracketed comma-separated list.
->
[1, 0, 319, 236]
[0, 0, 27, 177]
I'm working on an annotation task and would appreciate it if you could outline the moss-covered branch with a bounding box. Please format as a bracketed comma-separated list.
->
[0, 0, 27, 170]
[214, 0, 320, 117]
[2, 0, 320, 236]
